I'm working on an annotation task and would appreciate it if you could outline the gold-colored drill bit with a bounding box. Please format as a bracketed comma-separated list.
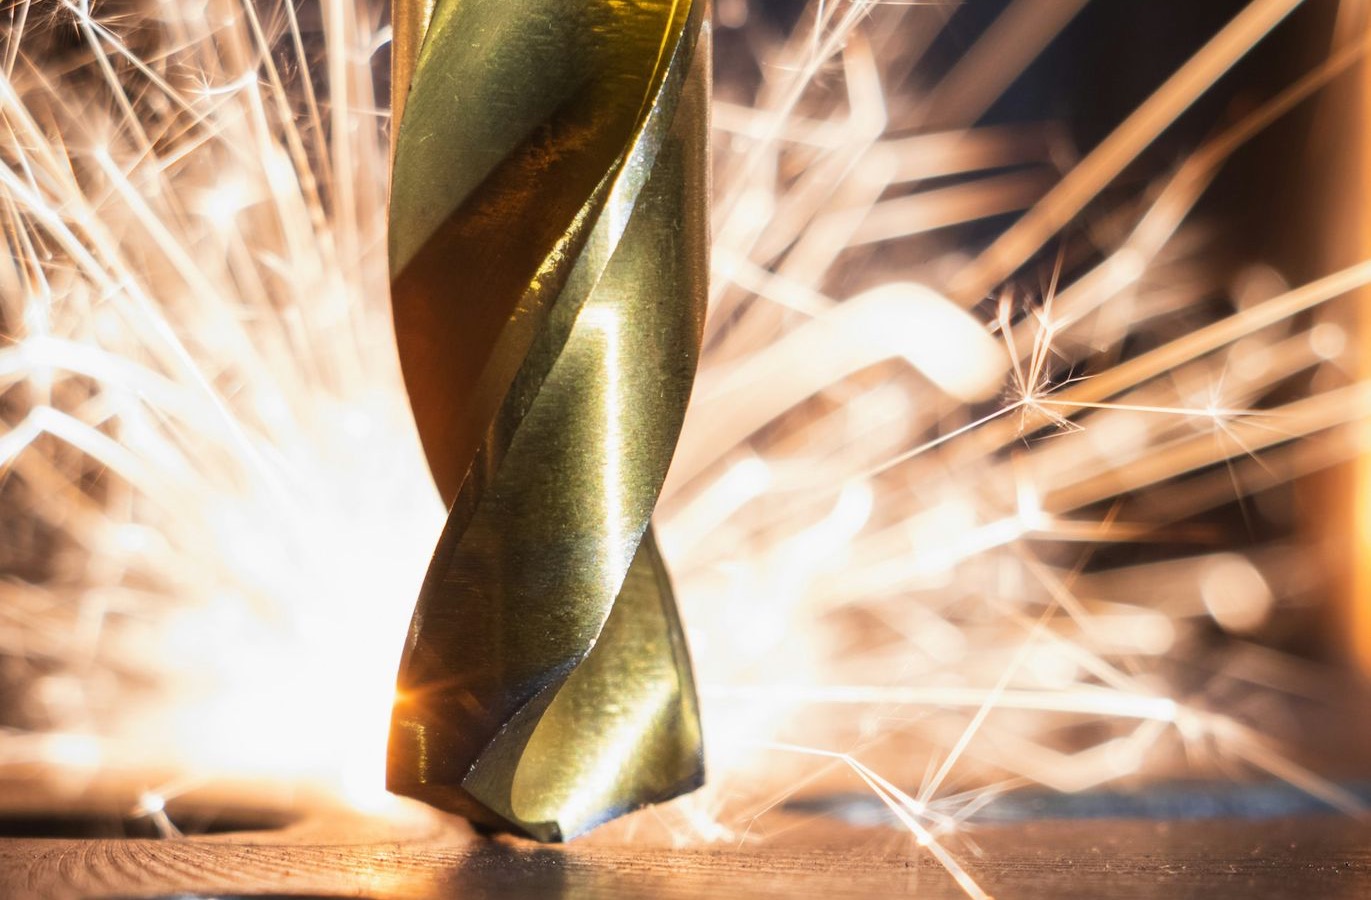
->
[385, 0, 708, 841]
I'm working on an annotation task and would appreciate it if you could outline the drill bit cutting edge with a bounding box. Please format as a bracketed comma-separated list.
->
[385, 0, 709, 841]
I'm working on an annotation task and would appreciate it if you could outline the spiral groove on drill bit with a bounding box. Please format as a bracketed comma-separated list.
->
[386, 0, 708, 841]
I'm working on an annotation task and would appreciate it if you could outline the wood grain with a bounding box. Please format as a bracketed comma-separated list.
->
[1, 798, 1368, 899]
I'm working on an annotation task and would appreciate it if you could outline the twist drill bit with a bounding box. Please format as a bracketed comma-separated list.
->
[385, 0, 708, 841]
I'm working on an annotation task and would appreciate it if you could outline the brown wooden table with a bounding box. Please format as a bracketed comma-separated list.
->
[1, 793, 1367, 899]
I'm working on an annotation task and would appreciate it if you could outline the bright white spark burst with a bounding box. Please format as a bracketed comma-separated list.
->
[1, 0, 1369, 896]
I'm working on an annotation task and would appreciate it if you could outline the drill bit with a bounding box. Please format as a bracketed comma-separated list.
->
[385, 0, 708, 841]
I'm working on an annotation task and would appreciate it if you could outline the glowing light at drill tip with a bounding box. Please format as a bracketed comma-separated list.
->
[158, 482, 436, 808]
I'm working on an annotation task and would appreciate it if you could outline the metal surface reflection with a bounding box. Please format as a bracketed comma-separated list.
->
[385, 0, 708, 841]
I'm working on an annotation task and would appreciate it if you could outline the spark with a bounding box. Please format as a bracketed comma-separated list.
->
[949, 0, 1306, 302]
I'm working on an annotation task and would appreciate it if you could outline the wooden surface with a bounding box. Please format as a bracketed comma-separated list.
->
[2, 799, 1369, 899]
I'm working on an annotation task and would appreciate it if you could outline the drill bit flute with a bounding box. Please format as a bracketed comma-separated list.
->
[385, 0, 708, 841]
